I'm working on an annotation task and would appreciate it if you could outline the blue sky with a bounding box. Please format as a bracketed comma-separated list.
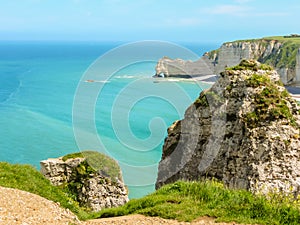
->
[0, 0, 299, 43]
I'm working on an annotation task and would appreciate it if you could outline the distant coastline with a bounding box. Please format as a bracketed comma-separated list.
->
[155, 35, 300, 86]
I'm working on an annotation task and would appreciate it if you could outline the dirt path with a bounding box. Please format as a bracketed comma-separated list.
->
[85, 215, 243, 225]
[0, 186, 253, 225]
[0, 186, 79, 224]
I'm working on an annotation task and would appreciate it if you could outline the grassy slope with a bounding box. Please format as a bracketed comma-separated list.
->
[229, 35, 300, 44]
[95, 181, 300, 225]
[0, 162, 90, 220]
[262, 36, 300, 69]
[0, 151, 123, 220]
[264, 36, 300, 43]
[1, 161, 300, 224]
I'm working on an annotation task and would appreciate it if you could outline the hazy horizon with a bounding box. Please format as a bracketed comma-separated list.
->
[0, 0, 299, 43]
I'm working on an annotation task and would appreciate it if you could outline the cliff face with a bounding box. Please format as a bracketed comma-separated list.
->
[40, 152, 129, 212]
[155, 37, 300, 85]
[154, 56, 214, 78]
[156, 60, 300, 197]
[205, 39, 300, 84]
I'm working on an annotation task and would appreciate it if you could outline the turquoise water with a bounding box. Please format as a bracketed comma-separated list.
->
[0, 41, 216, 198]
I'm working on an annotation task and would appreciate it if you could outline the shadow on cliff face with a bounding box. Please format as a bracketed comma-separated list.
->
[156, 60, 300, 199]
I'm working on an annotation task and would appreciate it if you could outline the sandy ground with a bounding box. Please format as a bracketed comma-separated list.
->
[0, 186, 254, 225]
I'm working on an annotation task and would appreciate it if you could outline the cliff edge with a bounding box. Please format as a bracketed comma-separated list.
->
[40, 151, 129, 212]
[155, 36, 300, 85]
[156, 60, 300, 197]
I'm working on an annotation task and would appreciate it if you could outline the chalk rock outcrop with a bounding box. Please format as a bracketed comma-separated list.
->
[154, 56, 214, 78]
[156, 60, 300, 197]
[40, 157, 85, 186]
[40, 151, 129, 211]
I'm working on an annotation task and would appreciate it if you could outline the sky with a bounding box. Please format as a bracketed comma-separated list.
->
[0, 0, 299, 43]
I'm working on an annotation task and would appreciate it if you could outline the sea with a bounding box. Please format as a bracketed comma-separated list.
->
[0, 41, 219, 198]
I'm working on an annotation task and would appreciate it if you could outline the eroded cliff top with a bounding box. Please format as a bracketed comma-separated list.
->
[156, 35, 300, 85]
[40, 151, 128, 211]
[156, 60, 300, 197]
[227, 34, 300, 44]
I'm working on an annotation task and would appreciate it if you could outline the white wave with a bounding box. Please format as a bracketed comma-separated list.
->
[113, 75, 146, 79]
[152, 78, 182, 82]
[291, 94, 300, 102]
[84, 80, 110, 83]
[0, 79, 23, 104]
[197, 80, 215, 85]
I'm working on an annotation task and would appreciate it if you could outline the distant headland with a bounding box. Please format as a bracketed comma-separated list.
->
[154, 35, 300, 86]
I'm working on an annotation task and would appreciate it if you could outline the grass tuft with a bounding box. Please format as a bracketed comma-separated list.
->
[62, 151, 122, 181]
[93, 180, 300, 224]
[243, 73, 297, 128]
[226, 59, 273, 71]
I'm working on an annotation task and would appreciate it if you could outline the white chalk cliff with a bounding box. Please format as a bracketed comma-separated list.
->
[156, 60, 300, 197]
[155, 37, 300, 85]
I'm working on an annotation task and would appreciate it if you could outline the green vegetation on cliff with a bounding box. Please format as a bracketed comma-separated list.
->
[0, 162, 90, 219]
[62, 150, 121, 181]
[264, 35, 300, 43]
[1, 161, 300, 224]
[96, 180, 300, 225]
[226, 59, 273, 71]
[220, 35, 300, 71]
[0, 151, 124, 220]
[230, 35, 300, 44]
[223, 60, 298, 128]
[264, 40, 299, 68]
[245, 73, 296, 128]
[59, 151, 123, 210]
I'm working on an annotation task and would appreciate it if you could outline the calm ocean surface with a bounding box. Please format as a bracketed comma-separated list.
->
[0, 41, 218, 198]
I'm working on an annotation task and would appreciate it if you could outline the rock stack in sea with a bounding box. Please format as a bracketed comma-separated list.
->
[156, 59, 300, 197]
[154, 56, 214, 78]
[40, 151, 129, 212]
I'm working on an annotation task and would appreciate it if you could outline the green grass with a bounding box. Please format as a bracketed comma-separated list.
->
[264, 36, 300, 43]
[94, 180, 300, 225]
[194, 91, 209, 108]
[229, 35, 300, 44]
[0, 151, 123, 220]
[1, 162, 300, 224]
[62, 152, 85, 161]
[263, 41, 299, 68]
[226, 59, 273, 71]
[0, 162, 91, 220]
[246, 73, 272, 87]
[243, 72, 297, 128]
[221, 35, 300, 71]
[62, 150, 122, 181]
[59, 151, 123, 210]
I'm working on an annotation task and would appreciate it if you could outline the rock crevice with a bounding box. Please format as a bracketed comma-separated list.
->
[156, 60, 300, 197]
[40, 152, 129, 212]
